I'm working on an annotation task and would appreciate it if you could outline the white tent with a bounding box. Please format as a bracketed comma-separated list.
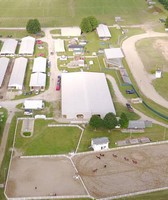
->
[61, 27, 81, 37]
[24, 100, 44, 110]
[32, 57, 47, 73]
[0, 39, 18, 56]
[8, 57, 28, 90]
[0, 57, 10, 87]
[29, 72, 46, 90]
[54, 39, 65, 52]
[61, 72, 116, 120]
[96, 24, 111, 39]
[19, 36, 35, 55]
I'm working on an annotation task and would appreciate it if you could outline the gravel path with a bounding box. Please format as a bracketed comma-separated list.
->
[122, 31, 168, 108]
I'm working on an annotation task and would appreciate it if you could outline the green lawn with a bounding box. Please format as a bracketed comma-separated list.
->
[15, 119, 81, 155]
[0, 108, 8, 144]
[0, 0, 166, 27]
[78, 123, 167, 152]
[0, 30, 44, 38]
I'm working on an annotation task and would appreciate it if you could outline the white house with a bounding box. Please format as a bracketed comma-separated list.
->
[0, 39, 18, 56]
[61, 72, 116, 120]
[96, 24, 111, 40]
[0, 57, 10, 87]
[8, 57, 28, 90]
[54, 39, 65, 53]
[23, 100, 44, 110]
[19, 36, 35, 55]
[91, 137, 109, 151]
[104, 48, 124, 67]
[61, 27, 81, 37]
[32, 57, 47, 73]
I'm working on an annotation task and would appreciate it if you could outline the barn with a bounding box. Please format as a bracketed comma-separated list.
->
[19, 36, 35, 56]
[32, 57, 47, 73]
[0, 57, 10, 88]
[61, 72, 116, 120]
[8, 57, 28, 90]
[0, 39, 18, 56]
[96, 24, 111, 40]
[91, 137, 109, 151]
[54, 39, 65, 53]
[29, 72, 46, 91]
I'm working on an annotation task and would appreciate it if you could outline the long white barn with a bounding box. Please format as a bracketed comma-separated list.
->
[19, 36, 35, 55]
[0, 39, 18, 56]
[32, 57, 47, 73]
[0, 57, 10, 87]
[8, 57, 28, 90]
[61, 72, 116, 120]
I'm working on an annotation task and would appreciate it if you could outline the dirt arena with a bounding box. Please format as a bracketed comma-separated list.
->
[73, 143, 168, 198]
[5, 156, 87, 198]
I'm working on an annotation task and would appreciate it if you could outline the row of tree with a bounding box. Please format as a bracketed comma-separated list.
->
[89, 112, 129, 130]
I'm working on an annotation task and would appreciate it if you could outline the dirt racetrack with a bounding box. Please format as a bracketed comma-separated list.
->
[73, 143, 168, 198]
[5, 156, 87, 198]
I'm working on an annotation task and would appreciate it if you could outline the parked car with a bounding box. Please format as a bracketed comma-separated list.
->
[126, 89, 135, 94]
[56, 84, 60, 91]
[24, 109, 33, 115]
[36, 40, 42, 44]
[38, 53, 45, 57]
[126, 103, 134, 112]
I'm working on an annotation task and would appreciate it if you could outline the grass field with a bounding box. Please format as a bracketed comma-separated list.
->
[15, 119, 81, 155]
[0, 0, 166, 27]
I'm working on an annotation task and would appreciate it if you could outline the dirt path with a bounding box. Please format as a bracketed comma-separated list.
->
[122, 31, 168, 108]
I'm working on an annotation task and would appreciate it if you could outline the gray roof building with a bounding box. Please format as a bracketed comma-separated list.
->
[92, 137, 109, 145]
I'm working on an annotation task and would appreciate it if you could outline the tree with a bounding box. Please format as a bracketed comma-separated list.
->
[165, 17, 168, 28]
[103, 112, 118, 130]
[87, 16, 98, 30]
[119, 113, 129, 128]
[89, 115, 103, 129]
[80, 17, 92, 33]
[26, 19, 41, 34]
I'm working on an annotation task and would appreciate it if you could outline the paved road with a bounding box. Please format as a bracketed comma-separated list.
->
[122, 31, 168, 108]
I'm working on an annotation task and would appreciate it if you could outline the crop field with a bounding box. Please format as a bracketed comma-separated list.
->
[0, 0, 165, 27]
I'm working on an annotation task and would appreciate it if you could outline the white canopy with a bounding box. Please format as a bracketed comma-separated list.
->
[24, 100, 43, 110]
[0, 57, 10, 87]
[61, 27, 81, 36]
[8, 57, 28, 90]
[96, 24, 111, 38]
[19, 36, 35, 55]
[61, 72, 116, 120]
[29, 72, 46, 87]
[54, 39, 65, 52]
[0, 39, 18, 55]
[104, 48, 124, 59]
[32, 57, 47, 73]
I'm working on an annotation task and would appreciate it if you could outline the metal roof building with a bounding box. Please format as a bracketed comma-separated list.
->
[61, 72, 116, 120]
[0, 57, 10, 87]
[61, 27, 81, 37]
[29, 72, 46, 91]
[32, 57, 47, 73]
[96, 24, 111, 39]
[19, 36, 35, 55]
[24, 100, 44, 110]
[0, 39, 18, 56]
[8, 57, 28, 90]
[54, 39, 65, 52]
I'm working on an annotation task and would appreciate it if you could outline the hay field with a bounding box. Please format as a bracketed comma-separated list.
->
[0, 0, 164, 27]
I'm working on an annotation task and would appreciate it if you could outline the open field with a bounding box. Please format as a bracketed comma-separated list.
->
[73, 143, 168, 199]
[0, 0, 166, 27]
[5, 156, 87, 198]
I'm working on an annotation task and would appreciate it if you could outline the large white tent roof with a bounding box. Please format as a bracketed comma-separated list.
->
[8, 57, 28, 90]
[29, 72, 46, 87]
[19, 36, 35, 55]
[32, 57, 47, 73]
[104, 48, 124, 59]
[61, 72, 116, 119]
[0, 39, 18, 55]
[24, 100, 43, 110]
[96, 24, 111, 38]
[54, 39, 65, 52]
[61, 27, 81, 36]
[0, 57, 10, 87]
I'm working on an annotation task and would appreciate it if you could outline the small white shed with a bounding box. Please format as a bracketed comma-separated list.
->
[91, 137, 109, 151]
[155, 69, 162, 78]
[23, 100, 44, 110]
